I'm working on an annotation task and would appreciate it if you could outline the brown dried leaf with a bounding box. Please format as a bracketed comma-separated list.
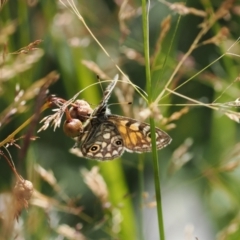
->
[35, 164, 57, 186]
[56, 224, 86, 240]
[168, 138, 193, 175]
[200, 27, 229, 46]
[214, 0, 235, 22]
[81, 166, 109, 207]
[0, 71, 59, 128]
[145, 201, 157, 208]
[151, 15, 171, 67]
[81, 60, 110, 80]
[0, 49, 44, 82]
[117, 0, 138, 42]
[0, 21, 17, 44]
[160, 0, 207, 17]
[121, 47, 145, 65]
[10, 39, 43, 55]
[224, 112, 240, 123]
[167, 107, 189, 122]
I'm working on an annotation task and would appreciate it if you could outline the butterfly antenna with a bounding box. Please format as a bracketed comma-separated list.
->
[108, 102, 132, 107]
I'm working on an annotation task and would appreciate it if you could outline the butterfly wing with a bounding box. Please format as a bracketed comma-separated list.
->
[108, 115, 172, 153]
[79, 121, 125, 161]
[75, 77, 171, 160]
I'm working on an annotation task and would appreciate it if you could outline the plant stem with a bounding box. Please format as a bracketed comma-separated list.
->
[141, 0, 165, 239]
[138, 155, 145, 240]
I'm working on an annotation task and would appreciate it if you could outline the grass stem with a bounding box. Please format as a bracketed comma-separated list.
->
[141, 0, 165, 239]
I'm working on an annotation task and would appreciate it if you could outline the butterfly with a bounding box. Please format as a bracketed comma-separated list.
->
[76, 78, 172, 161]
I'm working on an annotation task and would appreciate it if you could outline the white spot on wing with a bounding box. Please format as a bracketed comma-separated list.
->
[105, 153, 111, 158]
[102, 142, 107, 148]
[113, 150, 118, 155]
[95, 153, 103, 158]
[103, 133, 111, 139]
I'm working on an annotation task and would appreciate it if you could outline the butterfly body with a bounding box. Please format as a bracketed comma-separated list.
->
[77, 79, 172, 161]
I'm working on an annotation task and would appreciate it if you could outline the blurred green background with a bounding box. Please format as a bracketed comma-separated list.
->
[1, 0, 240, 239]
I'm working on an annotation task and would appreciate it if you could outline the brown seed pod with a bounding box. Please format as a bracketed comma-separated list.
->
[14, 179, 33, 201]
[69, 100, 93, 123]
[63, 118, 83, 138]
[13, 179, 34, 220]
